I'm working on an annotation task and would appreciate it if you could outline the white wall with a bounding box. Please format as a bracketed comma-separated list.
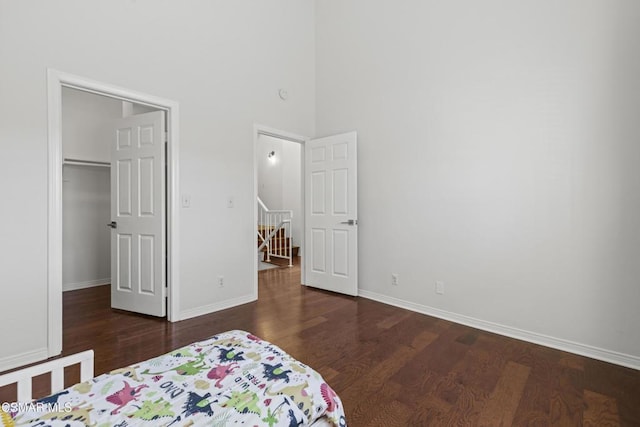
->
[0, 0, 315, 370]
[257, 134, 302, 250]
[257, 135, 284, 210]
[123, 101, 159, 117]
[316, 1, 640, 365]
[62, 88, 123, 163]
[62, 165, 111, 290]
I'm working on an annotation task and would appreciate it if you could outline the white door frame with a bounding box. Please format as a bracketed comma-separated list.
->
[47, 69, 181, 357]
[253, 124, 308, 295]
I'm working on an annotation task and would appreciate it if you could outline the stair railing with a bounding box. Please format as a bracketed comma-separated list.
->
[257, 197, 293, 267]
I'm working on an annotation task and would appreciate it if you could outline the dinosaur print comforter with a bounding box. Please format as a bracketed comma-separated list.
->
[8, 330, 346, 426]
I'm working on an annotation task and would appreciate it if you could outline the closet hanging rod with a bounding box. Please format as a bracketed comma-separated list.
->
[63, 158, 111, 167]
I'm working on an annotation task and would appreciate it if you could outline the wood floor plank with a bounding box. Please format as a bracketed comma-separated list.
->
[317, 366, 339, 383]
[338, 340, 430, 408]
[510, 349, 557, 426]
[363, 400, 412, 427]
[583, 389, 620, 427]
[549, 365, 586, 426]
[391, 326, 468, 390]
[450, 346, 504, 394]
[347, 381, 404, 426]
[583, 358, 640, 425]
[376, 310, 412, 330]
[477, 361, 531, 427]
[405, 391, 454, 425]
[445, 378, 489, 426]
[512, 379, 552, 426]
[411, 330, 439, 350]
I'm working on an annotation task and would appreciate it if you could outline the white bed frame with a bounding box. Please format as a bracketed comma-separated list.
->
[0, 350, 94, 402]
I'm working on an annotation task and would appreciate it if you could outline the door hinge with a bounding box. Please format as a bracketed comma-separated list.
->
[164, 286, 169, 299]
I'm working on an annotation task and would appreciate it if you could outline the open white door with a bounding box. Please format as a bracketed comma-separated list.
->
[304, 132, 358, 296]
[110, 111, 166, 316]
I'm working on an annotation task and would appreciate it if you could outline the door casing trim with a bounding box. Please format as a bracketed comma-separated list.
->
[47, 69, 181, 357]
[253, 124, 308, 296]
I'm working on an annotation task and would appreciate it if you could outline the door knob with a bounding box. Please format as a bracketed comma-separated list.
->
[107, 221, 117, 229]
[340, 219, 357, 226]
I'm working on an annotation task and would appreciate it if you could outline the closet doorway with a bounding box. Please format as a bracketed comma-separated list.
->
[62, 88, 162, 298]
[47, 70, 181, 358]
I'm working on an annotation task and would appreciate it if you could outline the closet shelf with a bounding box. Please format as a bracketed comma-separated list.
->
[63, 158, 111, 168]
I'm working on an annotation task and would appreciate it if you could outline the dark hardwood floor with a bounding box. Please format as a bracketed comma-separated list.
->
[3, 259, 640, 425]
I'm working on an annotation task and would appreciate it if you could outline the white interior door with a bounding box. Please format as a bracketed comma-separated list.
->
[304, 132, 358, 296]
[110, 111, 166, 316]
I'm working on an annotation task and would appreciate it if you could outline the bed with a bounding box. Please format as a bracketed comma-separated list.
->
[0, 330, 346, 426]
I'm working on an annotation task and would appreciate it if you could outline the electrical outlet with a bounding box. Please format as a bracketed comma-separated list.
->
[218, 275, 224, 287]
[391, 273, 399, 286]
[435, 280, 445, 295]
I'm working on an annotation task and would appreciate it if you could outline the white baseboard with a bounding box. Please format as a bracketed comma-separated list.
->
[178, 294, 257, 322]
[63, 278, 110, 292]
[359, 289, 640, 371]
[0, 347, 49, 374]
